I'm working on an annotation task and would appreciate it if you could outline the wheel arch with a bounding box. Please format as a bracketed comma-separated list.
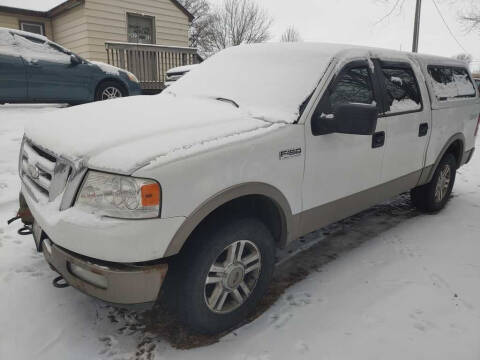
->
[163, 183, 294, 257]
[422, 133, 465, 185]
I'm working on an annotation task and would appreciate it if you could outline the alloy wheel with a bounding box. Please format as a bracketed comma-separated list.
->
[101, 86, 122, 100]
[434, 164, 451, 203]
[204, 240, 262, 314]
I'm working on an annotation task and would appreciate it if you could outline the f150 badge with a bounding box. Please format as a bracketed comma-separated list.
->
[279, 148, 302, 160]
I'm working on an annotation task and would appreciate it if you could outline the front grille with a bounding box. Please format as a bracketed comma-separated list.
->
[20, 139, 72, 203]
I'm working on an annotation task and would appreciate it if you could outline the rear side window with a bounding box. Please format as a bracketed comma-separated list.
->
[428, 66, 476, 100]
[381, 66, 422, 114]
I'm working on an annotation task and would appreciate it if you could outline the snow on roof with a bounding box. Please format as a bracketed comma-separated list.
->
[0, 27, 48, 42]
[0, 0, 67, 12]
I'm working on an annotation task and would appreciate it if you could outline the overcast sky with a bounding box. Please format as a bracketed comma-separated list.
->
[209, 0, 480, 71]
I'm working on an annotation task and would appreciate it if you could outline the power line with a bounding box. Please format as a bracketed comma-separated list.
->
[430, 0, 468, 53]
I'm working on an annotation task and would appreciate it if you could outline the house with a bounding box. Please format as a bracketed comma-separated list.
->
[0, 0, 197, 90]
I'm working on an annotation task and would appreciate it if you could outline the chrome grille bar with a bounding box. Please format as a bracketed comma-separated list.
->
[20, 138, 73, 204]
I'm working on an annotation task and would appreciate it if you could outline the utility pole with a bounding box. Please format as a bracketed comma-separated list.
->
[412, 0, 422, 52]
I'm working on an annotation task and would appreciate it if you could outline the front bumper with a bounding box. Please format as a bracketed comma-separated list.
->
[22, 183, 185, 263]
[42, 238, 168, 304]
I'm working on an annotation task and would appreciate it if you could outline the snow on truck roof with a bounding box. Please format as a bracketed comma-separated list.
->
[0, 0, 67, 12]
[168, 42, 469, 124]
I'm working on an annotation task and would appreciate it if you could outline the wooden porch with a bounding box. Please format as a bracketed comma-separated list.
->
[105, 42, 199, 91]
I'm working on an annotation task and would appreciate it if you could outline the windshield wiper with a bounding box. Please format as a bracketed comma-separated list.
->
[216, 97, 239, 108]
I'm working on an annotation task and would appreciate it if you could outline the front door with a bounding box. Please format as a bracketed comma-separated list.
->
[13, 34, 92, 102]
[0, 32, 27, 101]
[301, 59, 387, 233]
[375, 60, 430, 184]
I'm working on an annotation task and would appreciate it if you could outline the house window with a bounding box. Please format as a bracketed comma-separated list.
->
[20, 21, 44, 36]
[127, 14, 155, 44]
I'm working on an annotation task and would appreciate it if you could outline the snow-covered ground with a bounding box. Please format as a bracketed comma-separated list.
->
[1, 104, 480, 360]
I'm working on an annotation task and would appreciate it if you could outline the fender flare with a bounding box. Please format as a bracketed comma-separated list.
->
[163, 182, 294, 257]
[419, 133, 465, 186]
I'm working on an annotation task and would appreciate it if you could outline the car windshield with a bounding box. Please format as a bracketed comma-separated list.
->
[167, 43, 337, 124]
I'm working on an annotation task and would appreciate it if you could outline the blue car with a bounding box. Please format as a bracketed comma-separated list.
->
[0, 27, 142, 105]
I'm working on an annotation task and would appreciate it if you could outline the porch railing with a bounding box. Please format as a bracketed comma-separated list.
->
[105, 42, 199, 91]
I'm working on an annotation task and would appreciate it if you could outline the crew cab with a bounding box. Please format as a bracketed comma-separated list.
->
[0, 27, 141, 104]
[16, 43, 479, 334]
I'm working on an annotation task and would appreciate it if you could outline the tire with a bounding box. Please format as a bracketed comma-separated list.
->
[411, 153, 457, 212]
[94, 81, 125, 101]
[166, 217, 276, 334]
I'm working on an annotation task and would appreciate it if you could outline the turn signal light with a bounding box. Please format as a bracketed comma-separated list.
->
[141, 183, 161, 207]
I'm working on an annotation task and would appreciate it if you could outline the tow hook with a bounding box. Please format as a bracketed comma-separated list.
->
[7, 215, 33, 236]
[8, 193, 34, 235]
[52, 276, 70, 288]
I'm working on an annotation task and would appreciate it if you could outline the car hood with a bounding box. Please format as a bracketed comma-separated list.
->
[25, 93, 284, 174]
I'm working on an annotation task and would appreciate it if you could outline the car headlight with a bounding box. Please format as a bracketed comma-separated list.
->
[126, 71, 139, 83]
[76, 171, 161, 219]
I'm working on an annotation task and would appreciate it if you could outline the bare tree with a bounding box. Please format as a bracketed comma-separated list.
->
[462, 8, 480, 31]
[201, 0, 273, 57]
[281, 26, 302, 42]
[454, 53, 473, 65]
[178, 0, 212, 50]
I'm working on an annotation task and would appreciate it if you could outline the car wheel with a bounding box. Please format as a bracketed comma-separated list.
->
[411, 153, 457, 212]
[95, 81, 125, 101]
[167, 217, 275, 334]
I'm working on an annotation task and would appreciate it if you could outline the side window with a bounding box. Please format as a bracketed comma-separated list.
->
[127, 13, 155, 44]
[325, 66, 374, 113]
[381, 66, 422, 114]
[12, 34, 70, 64]
[428, 66, 476, 100]
[453, 68, 477, 97]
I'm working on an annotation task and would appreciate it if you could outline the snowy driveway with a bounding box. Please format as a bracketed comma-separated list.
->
[1, 104, 480, 360]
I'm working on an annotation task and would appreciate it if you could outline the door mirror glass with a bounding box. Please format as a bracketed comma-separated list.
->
[312, 103, 378, 136]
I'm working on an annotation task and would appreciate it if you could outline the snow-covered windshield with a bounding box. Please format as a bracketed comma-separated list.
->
[167, 43, 336, 123]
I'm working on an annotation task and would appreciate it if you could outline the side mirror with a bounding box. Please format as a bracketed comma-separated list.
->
[312, 103, 378, 136]
[70, 54, 81, 66]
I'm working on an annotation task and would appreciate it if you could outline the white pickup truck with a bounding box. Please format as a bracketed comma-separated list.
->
[17, 43, 479, 334]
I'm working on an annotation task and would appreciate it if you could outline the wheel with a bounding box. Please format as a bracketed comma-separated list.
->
[411, 153, 457, 212]
[95, 81, 125, 101]
[167, 218, 275, 334]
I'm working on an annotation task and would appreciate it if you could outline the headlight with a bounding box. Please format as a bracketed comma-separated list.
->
[76, 171, 161, 219]
[126, 71, 139, 83]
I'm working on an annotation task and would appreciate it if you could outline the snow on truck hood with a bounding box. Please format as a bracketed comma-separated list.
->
[25, 94, 285, 174]
[25, 43, 345, 173]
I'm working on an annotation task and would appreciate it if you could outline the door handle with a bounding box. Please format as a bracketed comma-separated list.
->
[372, 131, 385, 148]
[419, 123, 429, 137]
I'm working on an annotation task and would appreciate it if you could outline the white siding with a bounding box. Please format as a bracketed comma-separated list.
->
[51, 4, 89, 59]
[84, 0, 190, 62]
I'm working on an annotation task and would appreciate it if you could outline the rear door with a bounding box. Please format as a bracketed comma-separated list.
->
[375, 60, 430, 184]
[0, 31, 27, 101]
[13, 34, 92, 102]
